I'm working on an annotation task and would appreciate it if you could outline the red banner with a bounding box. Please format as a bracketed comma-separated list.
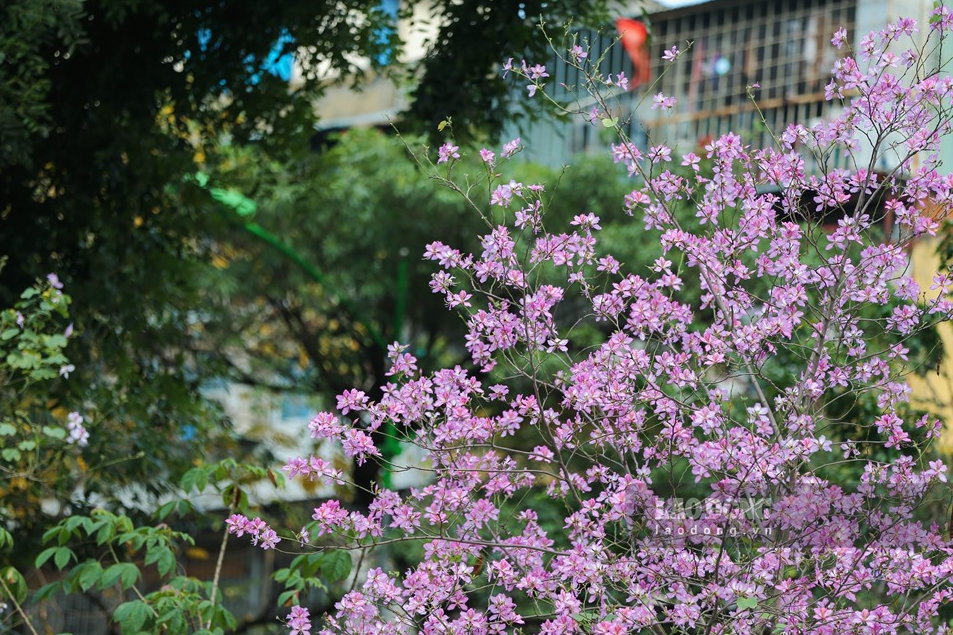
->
[616, 18, 651, 88]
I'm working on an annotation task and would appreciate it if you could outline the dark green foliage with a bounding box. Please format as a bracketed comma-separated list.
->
[406, 0, 610, 141]
[0, 0, 608, 547]
[0, 0, 87, 169]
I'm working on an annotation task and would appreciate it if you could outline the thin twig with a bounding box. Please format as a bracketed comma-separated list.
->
[206, 523, 230, 629]
[0, 573, 41, 635]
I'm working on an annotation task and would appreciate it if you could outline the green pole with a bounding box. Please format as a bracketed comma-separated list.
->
[378, 249, 410, 488]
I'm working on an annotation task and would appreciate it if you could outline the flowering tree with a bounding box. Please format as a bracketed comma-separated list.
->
[234, 12, 953, 635]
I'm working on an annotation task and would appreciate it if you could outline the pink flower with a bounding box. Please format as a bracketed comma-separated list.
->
[225, 514, 250, 536]
[341, 429, 380, 465]
[258, 528, 280, 550]
[437, 143, 460, 164]
[570, 213, 601, 230]
[651, 92, 676, 111]
[286, 606, 311, 635]
[832, 27, 848, 48]
[648, 145, 672, 163]
[46, 273, 63, 289]
[308, 412, 344, 438]
[527, 63, 549, 80]
[312, 500, 349, 535]
[501, 137, 521, 158]
[662, 46, 679, 61]
[336, 389, 369, 415]
[66, 411, 88, 446]
[447, 289, 472, 308]
[681, 152, 701, 171]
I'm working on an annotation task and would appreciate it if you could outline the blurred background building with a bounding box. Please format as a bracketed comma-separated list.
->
[516, 0, 942, 167]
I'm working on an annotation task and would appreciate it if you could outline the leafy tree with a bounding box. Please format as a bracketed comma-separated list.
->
[0, 0, 608, 544]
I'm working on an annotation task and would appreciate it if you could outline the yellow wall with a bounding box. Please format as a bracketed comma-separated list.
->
[907, 237, 953, 455]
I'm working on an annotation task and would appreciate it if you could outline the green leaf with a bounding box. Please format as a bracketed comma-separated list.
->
[44, 333, 67, 348]
[36, 546, 58, 568]
[197, 599, 214, 621]
[100, 563, 123, 589]
[290, 551, 324, 578]
[157, 549, 176, 577]
[144, 546, 163, 567]
[169, 499, 193, 519]
[120, 563, 140, 589]
[114, 600, 151, 633]
[220, 606, 237, 630]
[1, 567, 28, 603]
[77, 561, 103, 591]
[180, 466, 208, 493]
[53, 547, 74, 570]
[0, 422, 16, 436]
[221, 484, 248, 512]
[1, 328, 19, 341]
[2, 447, 22, 461]
[737, 597, 759, 610]
[7, 350, 41, 369]
[64, 515, 86, 534]
[159, 608, 186, 635]
[118, 530, 146, 551]
[42, 425, 67, 439]
[145, 546, 176, 577]
[33, 580, 61, 603]
[0, 528, 12, 551]
[42, 526, 61, 544]
[601, 117, 619, 128]
[95, 520, 115, 545]
[277, 589, 298, 607]
[320, 550, 352, 582]
[155, 500, 176, 521]
[100, 563, 139, 590]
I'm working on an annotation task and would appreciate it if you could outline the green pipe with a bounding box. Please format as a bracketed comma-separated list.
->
[194, 172, 389, 352]
[239, 221, 389, 352]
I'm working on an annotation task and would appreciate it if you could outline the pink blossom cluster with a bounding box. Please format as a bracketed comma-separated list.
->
[236, 15, 953, 635]
[286, 606, 311, 635]
[225, 513, 280, 550]
[66, 411, 88, 447]
[504, 58, 550, 97]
